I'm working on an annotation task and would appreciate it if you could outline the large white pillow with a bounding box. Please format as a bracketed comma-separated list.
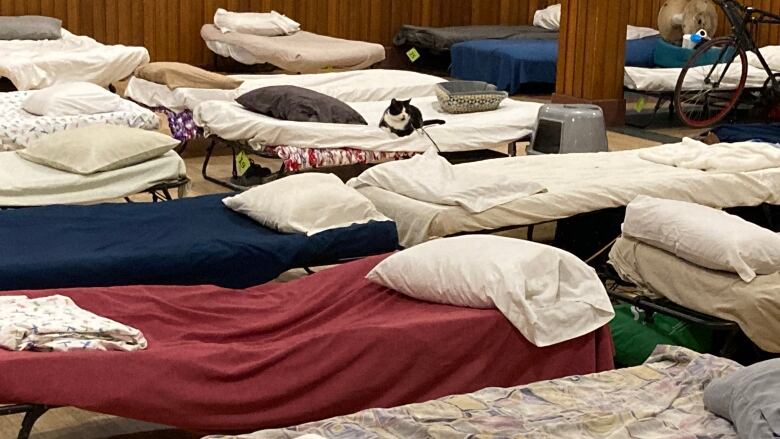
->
[17, 125, 179, 174]
[23, 82, 124, 116]
[213, 8, 300, 36]
[366, 235, 614, 347]
[533, 3, 561, 30]
[622, 196, 780, 282]
[222, 173, 390, 235]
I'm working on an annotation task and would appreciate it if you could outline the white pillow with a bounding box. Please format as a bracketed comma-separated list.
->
[213, 8, 300, 36]
[533, 3, 561, 30]
[23, 82, 124, 116]
[222, 173, 390, 235]
[366, 235, 614, 347]
[627, 25, 660, 41]
[17, 125, 179, 174]
[622, 196, 780, 282]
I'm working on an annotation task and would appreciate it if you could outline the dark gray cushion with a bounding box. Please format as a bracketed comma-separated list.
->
[0, 16, 62, 41]
[704, 358, 780, 439]
[236, 86, 367, 125]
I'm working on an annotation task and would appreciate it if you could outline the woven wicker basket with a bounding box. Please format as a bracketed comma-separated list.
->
[435, 81, 508, 114]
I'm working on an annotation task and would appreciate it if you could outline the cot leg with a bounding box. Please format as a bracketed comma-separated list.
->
[762, 204, 777, 231]
[0, 405, 49, 439]
[17, 405, 47, 439]
[508, 141, 517, 157]
[161, 188, 173, 201]
[201, 137, 244, 191]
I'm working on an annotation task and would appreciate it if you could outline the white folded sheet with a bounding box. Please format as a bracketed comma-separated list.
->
[194, 96, 541, 153]
[125, 70, 446, 112]
[0, 151, 187, 207]
[0, 91, 159, 151]
[349, 148, 546, 213]
[639, 137, 780, 172]
[356, 145, 780, 247]
[0, 30, 149, 91]
[0, 295, 147, 352]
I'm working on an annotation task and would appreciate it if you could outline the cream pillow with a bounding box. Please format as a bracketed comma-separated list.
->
[23, 82, 124, 116]
[622, 196, 780, 282]
[222, 173, 391, 235]
[17, 125, 179, 174]
[134, 62, 243, 90]
[213, 8, 300, 36]
[366, 235, 614, 347]
[533, 4, 561, 30]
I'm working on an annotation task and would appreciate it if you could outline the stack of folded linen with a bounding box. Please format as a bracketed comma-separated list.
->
[0, 295, 147, 352]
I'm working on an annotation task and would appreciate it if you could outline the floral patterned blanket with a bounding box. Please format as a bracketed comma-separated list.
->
[0, 91, 159, 151]
[207, 346, 739, 439]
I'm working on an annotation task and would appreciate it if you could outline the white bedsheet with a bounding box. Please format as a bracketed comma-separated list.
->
[125, 70, 446, 112]
[624, 64, 772, 92]
[194, 96, 540, 153]
[0, 91, 159, 151]
[639, 137, 780, 172]
[0, 30, 149, 91]
[625, 46, 780, 92]
[356, 145, 780, 247]
[0, 151, 187, 207]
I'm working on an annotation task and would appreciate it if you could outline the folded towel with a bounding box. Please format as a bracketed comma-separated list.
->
[639, 137, 780, 172]
[0, 295, 147, 352]
[348, 147, 546, 213]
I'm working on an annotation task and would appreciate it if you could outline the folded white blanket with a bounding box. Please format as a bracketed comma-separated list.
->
[0, 295, 147, 352]
[214, 8, 300, 36]
[639, 137, 780, 172]
[348, 148, 546, 213]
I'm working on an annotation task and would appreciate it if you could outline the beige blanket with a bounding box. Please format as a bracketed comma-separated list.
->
[201, 25, 385, 73]
[609, 236, 780, 353]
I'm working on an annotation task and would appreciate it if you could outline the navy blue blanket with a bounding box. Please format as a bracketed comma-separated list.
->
[0, 194, 398, 291]
[711, 123, 780, 144]
[451, 36, 660, 94]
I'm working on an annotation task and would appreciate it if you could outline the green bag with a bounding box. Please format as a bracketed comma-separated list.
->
[610, 304, 714, 366]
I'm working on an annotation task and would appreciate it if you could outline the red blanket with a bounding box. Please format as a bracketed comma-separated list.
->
[0, 255, 613, 433]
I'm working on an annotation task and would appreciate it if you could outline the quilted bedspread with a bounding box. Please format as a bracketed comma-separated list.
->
[210, 346, 740, 439]
[0, 91, 158, 151]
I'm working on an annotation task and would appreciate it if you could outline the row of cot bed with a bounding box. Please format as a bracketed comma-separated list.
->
[1, 10, 779, 439]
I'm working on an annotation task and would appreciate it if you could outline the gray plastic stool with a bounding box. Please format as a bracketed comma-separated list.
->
[527, 104, 608, 155]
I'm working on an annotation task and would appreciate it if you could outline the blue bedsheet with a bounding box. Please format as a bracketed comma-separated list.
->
[451, 36, 660, 94]
[0, 194, 398, 291]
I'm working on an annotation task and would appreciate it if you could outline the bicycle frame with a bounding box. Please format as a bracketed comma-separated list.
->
[716, 0, 780, 90]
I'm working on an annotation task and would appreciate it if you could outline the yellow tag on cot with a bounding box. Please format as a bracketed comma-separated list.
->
[406, 48, 421, 63]
[634, 96, 646, 113]
[235, 151, 251, 176]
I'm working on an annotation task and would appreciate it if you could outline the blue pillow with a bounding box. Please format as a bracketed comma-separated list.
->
[704, 358, 780, 438]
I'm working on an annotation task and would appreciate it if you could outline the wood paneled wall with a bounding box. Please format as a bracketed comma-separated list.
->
[556, 0, 629, 103]
[0, 0, 557, 66]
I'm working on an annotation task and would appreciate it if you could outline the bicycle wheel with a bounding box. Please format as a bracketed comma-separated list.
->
[674, 37, 748, 128]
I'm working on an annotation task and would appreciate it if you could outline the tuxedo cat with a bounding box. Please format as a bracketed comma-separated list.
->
[379, 98, 445, 137]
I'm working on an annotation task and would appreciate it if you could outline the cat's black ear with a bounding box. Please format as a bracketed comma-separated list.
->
[391, 98, 398, 104]
[402, 99, 411, 104]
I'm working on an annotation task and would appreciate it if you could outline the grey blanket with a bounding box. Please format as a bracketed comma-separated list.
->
[393, 25, 558, 53]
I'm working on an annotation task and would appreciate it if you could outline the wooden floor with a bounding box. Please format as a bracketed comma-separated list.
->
[0, 98, 701, 439]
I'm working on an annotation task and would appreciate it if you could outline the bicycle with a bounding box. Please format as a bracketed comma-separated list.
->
[673, 0, 780, 128]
